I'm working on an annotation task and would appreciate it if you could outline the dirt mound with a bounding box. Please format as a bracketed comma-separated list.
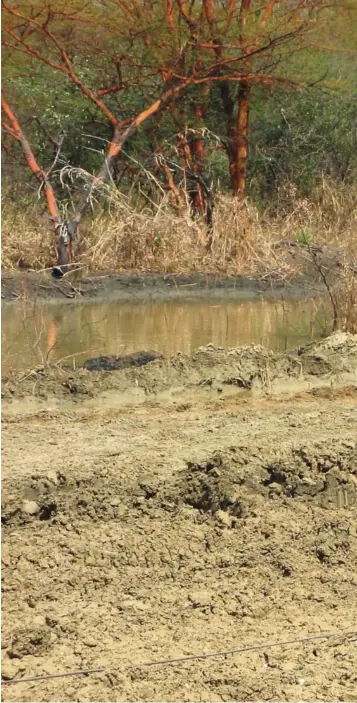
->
[2, 440, 356, 530]
[3, 333, 357, 408]
[167, 442, 357, 519]
[1, 468, 137, 528]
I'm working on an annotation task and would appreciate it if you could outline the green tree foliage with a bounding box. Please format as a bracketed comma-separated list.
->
[2, 1, 357, 209]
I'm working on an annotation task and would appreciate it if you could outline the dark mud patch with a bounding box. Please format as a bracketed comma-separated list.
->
[83, 350, 162, 372]
[2, 333, 357, 408]
[6, 627, 52, 660]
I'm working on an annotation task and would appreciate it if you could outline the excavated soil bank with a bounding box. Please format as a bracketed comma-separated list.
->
[3, 332, 357, 408]
[2, 333, 357, 702]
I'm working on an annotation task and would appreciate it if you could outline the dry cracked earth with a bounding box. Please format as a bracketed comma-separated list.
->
[1, 333, 357, 702]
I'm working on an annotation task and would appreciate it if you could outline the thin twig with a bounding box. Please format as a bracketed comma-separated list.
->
[36, 134, 65, 201]
[3, 628, 356, 685]
[46, 134, 65, 179]
[137, 629, 357, 669]
[28, 263, 83, 274]
[307, 244, 339, 332]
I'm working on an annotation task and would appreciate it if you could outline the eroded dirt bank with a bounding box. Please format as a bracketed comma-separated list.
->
[2, 334, 357, 702]
[3, 332, 357, 409]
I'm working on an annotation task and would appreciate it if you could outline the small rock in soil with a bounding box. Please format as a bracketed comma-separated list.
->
[1, 659, 24, 680]
[21, 500, 40, 515]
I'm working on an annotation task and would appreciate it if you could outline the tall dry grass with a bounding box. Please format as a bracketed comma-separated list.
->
[2, 178, 356, 270]
[2, 175, 357, 330]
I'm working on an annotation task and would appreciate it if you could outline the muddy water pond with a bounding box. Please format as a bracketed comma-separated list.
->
[1, 296, 330, 373]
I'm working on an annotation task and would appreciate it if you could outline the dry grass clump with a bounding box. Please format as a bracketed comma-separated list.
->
[76, 191, 296, 280]
[1, 184, 282, 275]
[263, 179, 357, 249]
[327, 253, 357, 334]
[2, 175, 357, 331]
[2, 177, 355, 272]
[1, 203, 54, 271]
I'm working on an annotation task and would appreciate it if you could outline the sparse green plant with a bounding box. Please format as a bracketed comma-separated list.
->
[297, 231, 311, 247]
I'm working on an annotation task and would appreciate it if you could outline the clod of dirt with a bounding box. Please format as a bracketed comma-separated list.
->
[46, 470, 60, 485]
[1, 660, 26, 681]
[162, 441, 357, 518]
[2, 495, 58, 526]
[83, 350, 162, 371]
[215, 509, 234, 527]
[175, 454, 249, 517]
[264, 444, 357, 508]
[137, 475, 160, 498]
[7, 627, 51, 659]
[161, 448, 262, 518]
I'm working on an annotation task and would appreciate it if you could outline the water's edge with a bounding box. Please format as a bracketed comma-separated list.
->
[2, 295, 330, 373]
[1, 270, 325, 306]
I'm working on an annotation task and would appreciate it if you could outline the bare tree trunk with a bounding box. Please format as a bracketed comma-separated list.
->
[220, 82, 239, 194]
[1, 96, 70, 267]
[220, 80, 251, 198]
[189, 104, 206, 215]
[235, 81, 251, 198]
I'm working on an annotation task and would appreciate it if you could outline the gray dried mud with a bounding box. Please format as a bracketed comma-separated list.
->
[2, 333, 357, 702]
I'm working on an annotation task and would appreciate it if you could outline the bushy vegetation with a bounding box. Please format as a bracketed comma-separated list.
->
[3, 85, 357, 206]
[2, 0, 357, 283]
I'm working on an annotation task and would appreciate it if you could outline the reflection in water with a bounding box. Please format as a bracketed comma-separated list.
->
[1, 297, 329, 373]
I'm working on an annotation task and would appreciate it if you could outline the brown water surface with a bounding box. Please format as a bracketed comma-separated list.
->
[1, 296, 329, 372]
